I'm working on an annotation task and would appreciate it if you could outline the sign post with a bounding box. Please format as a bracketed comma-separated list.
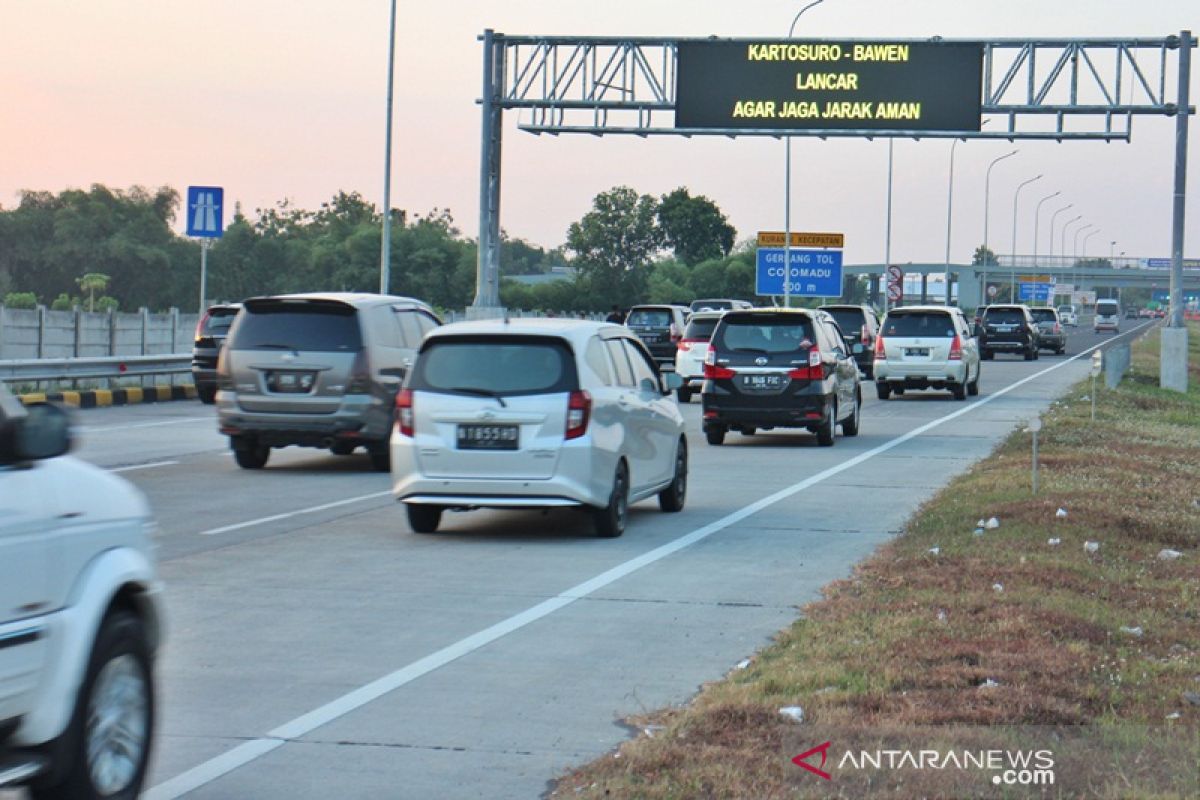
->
[886, 265, 903, 306]
[186, 186, 225, 313]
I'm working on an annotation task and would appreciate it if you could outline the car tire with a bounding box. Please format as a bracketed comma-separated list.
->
[739, 426, 756, 436]
[968, 367, 980, 396]
[1024, 346, 1035, 361]
[406, 504, 443, 534]
[1057, 346, 1066, 355]
[330, 442, 356, 456]
[816, 401, 836, 447]
[197, 384, 217, 405]
[676, 387, 692, 404]
[841, 390, 860, 437]
[594, 461, 629, 538]
[704, 426, 726, 446]
[952, 380, 967, 401]
[368, 446, 390, 472]
[31, 611, 154, 800]
[658, 438, 687, 512]
[894, 387, 905, 396]
[876, 382, 891, 401]
[982, 349, 993, 360]
[232, 437, 270, 469]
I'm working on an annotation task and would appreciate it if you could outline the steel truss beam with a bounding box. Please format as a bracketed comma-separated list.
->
[492, 34, 1194, 141]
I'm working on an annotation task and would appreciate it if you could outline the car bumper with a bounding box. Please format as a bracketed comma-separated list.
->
[701, 390, 829, 428]
[216, 396, 392, 446]
[981, 339, 1029, 351]
[874, 361, 968, 385]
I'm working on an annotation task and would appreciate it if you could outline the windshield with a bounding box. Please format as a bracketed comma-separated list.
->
[1029, 309, 1057, 323]
[690, 299, 733, 311]
[411, 337, 577, 397]
[203, 308, 239, 335]
[714, 314, 815, 354]
[1096, 302, 1119, 315]
[983, 308, 1026, 325]
[683, 317, 720, 341]
[626, 309, 672, 327]
[882, 312, 956, 337]
[822, 309, 867, 335]
[230, 303, 362, 351]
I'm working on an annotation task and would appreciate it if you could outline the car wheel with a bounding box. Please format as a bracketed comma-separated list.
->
[330, 442, 356, 456]
[593, 461, 629, 538]
[676, 387, 692, 404]
[1033, 347, 1040, 360]
[894, 387, 905, 396]
[32, 612, 154, 800]
[1023, 346, 1035, 361]
[704, 426, 726, 446]
[231, 436, 270, 469]
[658, 438, 687, 512]
[739, 426, 756, 436]
[406, 504, 443, 534]
[197, 384, 217, 405]
[876, 382, 891, 400]
[368, 445, 390, 472]
[816, 400, 836, 447]
[952, 380, 967, 401]
[841, 390, 860, 437]
[968, 367, 980, 396]
[1057, 346, 1066, 355]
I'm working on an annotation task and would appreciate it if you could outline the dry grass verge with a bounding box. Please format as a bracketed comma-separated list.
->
[552, 325, 1199, 799]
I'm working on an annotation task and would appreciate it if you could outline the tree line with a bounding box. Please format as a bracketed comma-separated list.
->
[0, 182, 866, 314]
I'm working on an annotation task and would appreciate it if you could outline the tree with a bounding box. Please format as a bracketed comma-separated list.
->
[3, 292, 38, 308]
[76, 272, 110, 311]
[972, 245, 999, 266]
[566, 186, 662, 308]
[657, 188, 736, 266]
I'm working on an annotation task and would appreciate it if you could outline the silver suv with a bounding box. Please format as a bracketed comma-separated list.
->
[391, 319, 687, 537]
[216, 292, 441, 471]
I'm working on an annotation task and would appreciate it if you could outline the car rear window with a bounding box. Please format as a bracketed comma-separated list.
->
[1096, 302, 1119, 315]
[882, 312, 956, 337]
[983, 308, 1026, 325]
[411, 336, 578, 397]
[203, 308, 239, 335]
[690, 299, 732, 311]
[822, 308, 867, 335]
[626, 309, 673, 327]
[714, 314, 815, 354]
[1029, 308, 1057, 323]
[683, 317, 719, 341]
[230, 301, 363, 351]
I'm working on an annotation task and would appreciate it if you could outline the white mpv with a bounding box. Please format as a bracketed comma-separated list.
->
[391, 319, 688, 537]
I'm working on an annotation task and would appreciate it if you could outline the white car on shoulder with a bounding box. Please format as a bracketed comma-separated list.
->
[0, 387, 164, 800]
[391, 319, 688, 537]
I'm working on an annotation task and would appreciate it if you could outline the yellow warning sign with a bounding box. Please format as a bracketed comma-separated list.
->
[757, 231, 844, 248]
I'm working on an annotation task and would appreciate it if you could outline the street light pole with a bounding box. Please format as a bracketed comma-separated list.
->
[1032, 191, 1060, 268]
[944, 137, 963, 305]
[1048, 204, 1074, 259]
[1010, 174, 1042, 302]
[1061, 216, 1083, 262]
[379, 0, 397, 295]
[1109, 240, 1117, 262]
[783, 0, 827, 309]
[1074, 223, 1095, 260]
[982, 150, 1018, 304]
[1082, 229, 1100, 258]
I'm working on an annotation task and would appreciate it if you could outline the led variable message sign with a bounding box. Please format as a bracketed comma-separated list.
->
[676, 40, 983, 132]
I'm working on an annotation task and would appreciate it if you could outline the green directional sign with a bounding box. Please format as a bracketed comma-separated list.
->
[675, 40, 983, 132]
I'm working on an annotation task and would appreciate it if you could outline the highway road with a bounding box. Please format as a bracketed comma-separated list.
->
[7, 323, 1154, 800]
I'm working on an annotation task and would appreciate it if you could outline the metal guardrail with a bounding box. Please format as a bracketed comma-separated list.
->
[0, 354, 191, 383]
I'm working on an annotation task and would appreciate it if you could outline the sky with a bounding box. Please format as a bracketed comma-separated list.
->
[1, 0, 1197, 271]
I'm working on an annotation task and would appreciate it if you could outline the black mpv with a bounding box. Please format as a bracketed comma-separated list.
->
[701, 309, 861, 446]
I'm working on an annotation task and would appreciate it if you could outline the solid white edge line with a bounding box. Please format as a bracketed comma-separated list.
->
[198, 491, 394, 535]
[147, 330, 1141, 798]
[109, 460, 180, 473]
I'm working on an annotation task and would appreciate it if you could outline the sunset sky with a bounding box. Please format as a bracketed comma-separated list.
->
[2, 1, 1196, 268]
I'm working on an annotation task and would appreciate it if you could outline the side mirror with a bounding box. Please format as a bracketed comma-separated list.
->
[662, 373, 683, 394]
[0, 402, 72, 465]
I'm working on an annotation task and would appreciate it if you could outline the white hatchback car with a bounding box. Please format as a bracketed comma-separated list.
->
[673, 310, 723, 403]
[391, 319, 688, 537]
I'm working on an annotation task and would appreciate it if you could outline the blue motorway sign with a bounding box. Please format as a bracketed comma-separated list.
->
[186, 186, 224, 238]
[755, 248, 844, 297]
[1018, 283, 1053, 302]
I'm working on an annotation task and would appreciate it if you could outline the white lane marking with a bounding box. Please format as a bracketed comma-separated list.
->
[145, 342, 1122, 799]
[109, 460, 180, 473]
[198, 491, 394, 535]
[78, 417, 211, 434]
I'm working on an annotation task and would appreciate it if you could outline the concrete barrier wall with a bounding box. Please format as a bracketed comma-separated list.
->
[0, 306, 199, 360]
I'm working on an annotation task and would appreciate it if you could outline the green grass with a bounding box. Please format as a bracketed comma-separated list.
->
[552, 325, 1199, 799]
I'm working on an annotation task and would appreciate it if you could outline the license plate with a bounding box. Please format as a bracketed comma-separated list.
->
[640, 333, 661, 343]
[457, 424, 519, 450]
[904, 348, 930, 357]
[739, 374, 786, 392]
[268, 371, 315, 393]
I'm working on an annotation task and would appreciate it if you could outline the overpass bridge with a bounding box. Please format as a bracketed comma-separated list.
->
[844, 256, 1200, 308]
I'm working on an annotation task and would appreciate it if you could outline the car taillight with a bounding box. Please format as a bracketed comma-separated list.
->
[566, 390, 591, 440]
[1053, 323, 1062, 334]
[788, 348, 823, 380]
[347, 349, 372, 393]
[194, 310, 211, 342]
[678, 338, 703, 351]
[948, 335, 963, 361]
[395, 388, 414, 437]
[702, 346, 735, 379]
[875, 336, 887, 360]
[860, 325, 870, 346]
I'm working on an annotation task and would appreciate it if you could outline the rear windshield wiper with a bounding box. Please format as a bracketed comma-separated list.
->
[729, 347, 772, 354]
[447, 386, 508, 407]
[248, 342, 298, 350]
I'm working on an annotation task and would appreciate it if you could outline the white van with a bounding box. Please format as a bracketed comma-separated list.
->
[1094, 299, 1120, 333]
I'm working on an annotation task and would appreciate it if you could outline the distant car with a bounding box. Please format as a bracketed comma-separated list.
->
[701, 308, 861, 446]
[1124, 307, 1140, 319]
[1093, 299, 1121, 332]
[192, 302, 242, 404]
[1056, 304, 1078, 326]
[978, 304, 1040, 360]
[873, 305, 981, 400]
[817, 304, 881, 379]
[216, 292, 441, 471]
[674, 310, 723, 403]
[1029, 307, 1067, 354]
[688, 298, 753, 313]
[0, 387, 164, 799]
[1138, 308, 1154, 319]
[391, 319, 687, 537]
[624, 304, 690, 372]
